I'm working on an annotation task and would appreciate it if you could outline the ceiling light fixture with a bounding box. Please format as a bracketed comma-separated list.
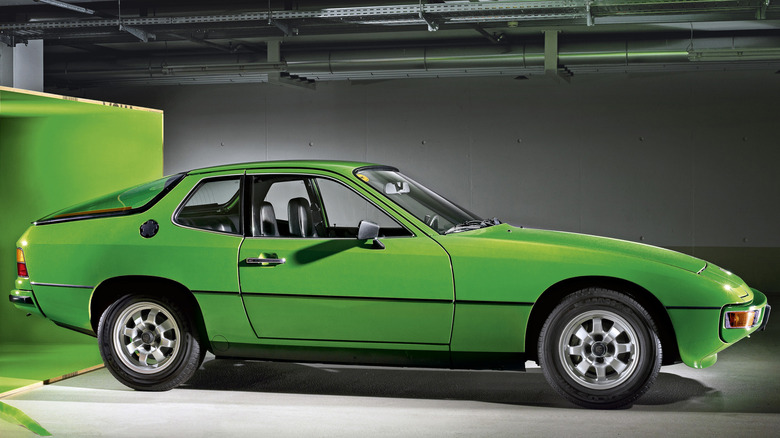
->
[688, 48, 780, 62]
[34, 0, 95, 15]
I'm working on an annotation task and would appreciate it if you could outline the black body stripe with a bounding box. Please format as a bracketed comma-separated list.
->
[31, 282, 93, 289]
[458, 300, 534, 306]
[257, 336, 447, 346]
[193, 290, 241, 296]
[240, 292, 452, 304]
[194, 290, 534, 306]
[665, 306, 722, 310]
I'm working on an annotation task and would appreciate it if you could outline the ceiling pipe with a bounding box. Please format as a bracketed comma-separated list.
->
[44, 36, 780, 85]
[282, 39, 698, 71]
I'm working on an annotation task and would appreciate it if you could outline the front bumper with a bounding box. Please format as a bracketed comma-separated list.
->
[759, 304, 771, 331]
[668, 288, 770, 369]
[720, 289, 770, 344]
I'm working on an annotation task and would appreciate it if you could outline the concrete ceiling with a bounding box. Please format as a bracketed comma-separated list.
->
[1, 1, 779, 90]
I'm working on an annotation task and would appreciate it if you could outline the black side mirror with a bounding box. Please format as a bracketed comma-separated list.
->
[357, 220, 379, 240]
[357, 220, 385, 249]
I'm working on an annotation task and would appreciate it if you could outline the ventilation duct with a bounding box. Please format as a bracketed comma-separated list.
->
[45, 35, 780, 87]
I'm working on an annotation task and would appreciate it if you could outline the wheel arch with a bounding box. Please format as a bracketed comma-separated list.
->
[89, 276, 208, 347]
[525, 276, 681, 366]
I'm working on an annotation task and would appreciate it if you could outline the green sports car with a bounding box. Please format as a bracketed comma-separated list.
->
[9, 160, 770, 408]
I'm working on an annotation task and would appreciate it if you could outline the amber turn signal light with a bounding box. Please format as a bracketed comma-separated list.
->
[725, 310, 759, 329]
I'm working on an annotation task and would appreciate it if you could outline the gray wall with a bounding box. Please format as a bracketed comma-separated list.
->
[84, 71, 780, 291]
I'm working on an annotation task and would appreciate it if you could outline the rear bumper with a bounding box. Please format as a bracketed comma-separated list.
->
[9, 289, 44, 317]
[9, 294, 34, 305]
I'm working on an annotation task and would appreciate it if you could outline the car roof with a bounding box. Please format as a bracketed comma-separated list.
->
[186, 160, 390, 175]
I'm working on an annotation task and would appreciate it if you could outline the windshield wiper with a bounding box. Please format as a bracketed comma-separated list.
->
[444, 217, 501, 234]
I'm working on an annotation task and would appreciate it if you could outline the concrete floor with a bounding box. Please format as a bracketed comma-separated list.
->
[1, 310, 779, 437]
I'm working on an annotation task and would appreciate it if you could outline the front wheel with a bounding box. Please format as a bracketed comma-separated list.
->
[97, 294, 203, 391]
[538, 288, 662, 409]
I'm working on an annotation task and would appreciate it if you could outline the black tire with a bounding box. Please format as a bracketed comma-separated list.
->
[538, 288, 662, 409]
[97, 294, 204, 391]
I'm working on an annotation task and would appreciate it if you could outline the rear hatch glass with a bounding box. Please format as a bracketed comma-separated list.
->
[37, 174, 184, 224]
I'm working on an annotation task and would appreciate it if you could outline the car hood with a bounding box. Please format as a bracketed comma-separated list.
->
[451, 224, 707, 274]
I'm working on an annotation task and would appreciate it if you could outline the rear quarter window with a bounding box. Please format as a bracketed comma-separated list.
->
[173, 177, 242, 235]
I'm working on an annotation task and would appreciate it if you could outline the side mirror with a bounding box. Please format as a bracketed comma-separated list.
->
[357, 220, 385, 250]
[357, 220, 380, 240]
[384, 181, 410, 195]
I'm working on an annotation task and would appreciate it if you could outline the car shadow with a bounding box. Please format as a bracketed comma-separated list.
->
[291, 239, 372, 265]
[179, 358, 720, 411]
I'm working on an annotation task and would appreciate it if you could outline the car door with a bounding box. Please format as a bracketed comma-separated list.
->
[238, 172, 454, 345]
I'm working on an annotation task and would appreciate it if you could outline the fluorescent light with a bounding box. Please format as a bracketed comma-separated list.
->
[689, 48, 780, 62]
[35, 0, 95, 15]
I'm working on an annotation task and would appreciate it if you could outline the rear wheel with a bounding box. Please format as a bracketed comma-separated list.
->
[97, 294, 204, 391]
[538, 288, 662, 409]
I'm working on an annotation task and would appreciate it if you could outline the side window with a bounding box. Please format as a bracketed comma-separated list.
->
[263, 180, 309, 222]
[175, 177, 241, 234]
[315, 178, 411, 238]
[250, 176, 314, 237]
[249, 175, 411, 238]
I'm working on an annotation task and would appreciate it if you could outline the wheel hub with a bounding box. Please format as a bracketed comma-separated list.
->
[591, 342, 607, 357]
[141, 330, 156, 345]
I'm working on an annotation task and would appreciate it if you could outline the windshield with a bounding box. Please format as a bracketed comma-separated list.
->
[356, 168, 493, 234]
[38, 174, 184, 223]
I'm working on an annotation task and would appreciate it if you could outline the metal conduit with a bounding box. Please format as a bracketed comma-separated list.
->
[45, 36, 780, 83]
[283, 41, 690, 73]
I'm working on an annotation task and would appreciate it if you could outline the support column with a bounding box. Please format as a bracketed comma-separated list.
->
[544, 30, 558, 77]
[0, 43, 13, 87]
[266, 39, 315, 90]
[0, 40, 44, 92]
[544, 30, 570, 83]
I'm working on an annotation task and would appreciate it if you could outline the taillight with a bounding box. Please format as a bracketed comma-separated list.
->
[16, 248, 28, 277]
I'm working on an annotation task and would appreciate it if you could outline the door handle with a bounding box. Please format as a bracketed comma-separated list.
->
[246, 253, 286, 266]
